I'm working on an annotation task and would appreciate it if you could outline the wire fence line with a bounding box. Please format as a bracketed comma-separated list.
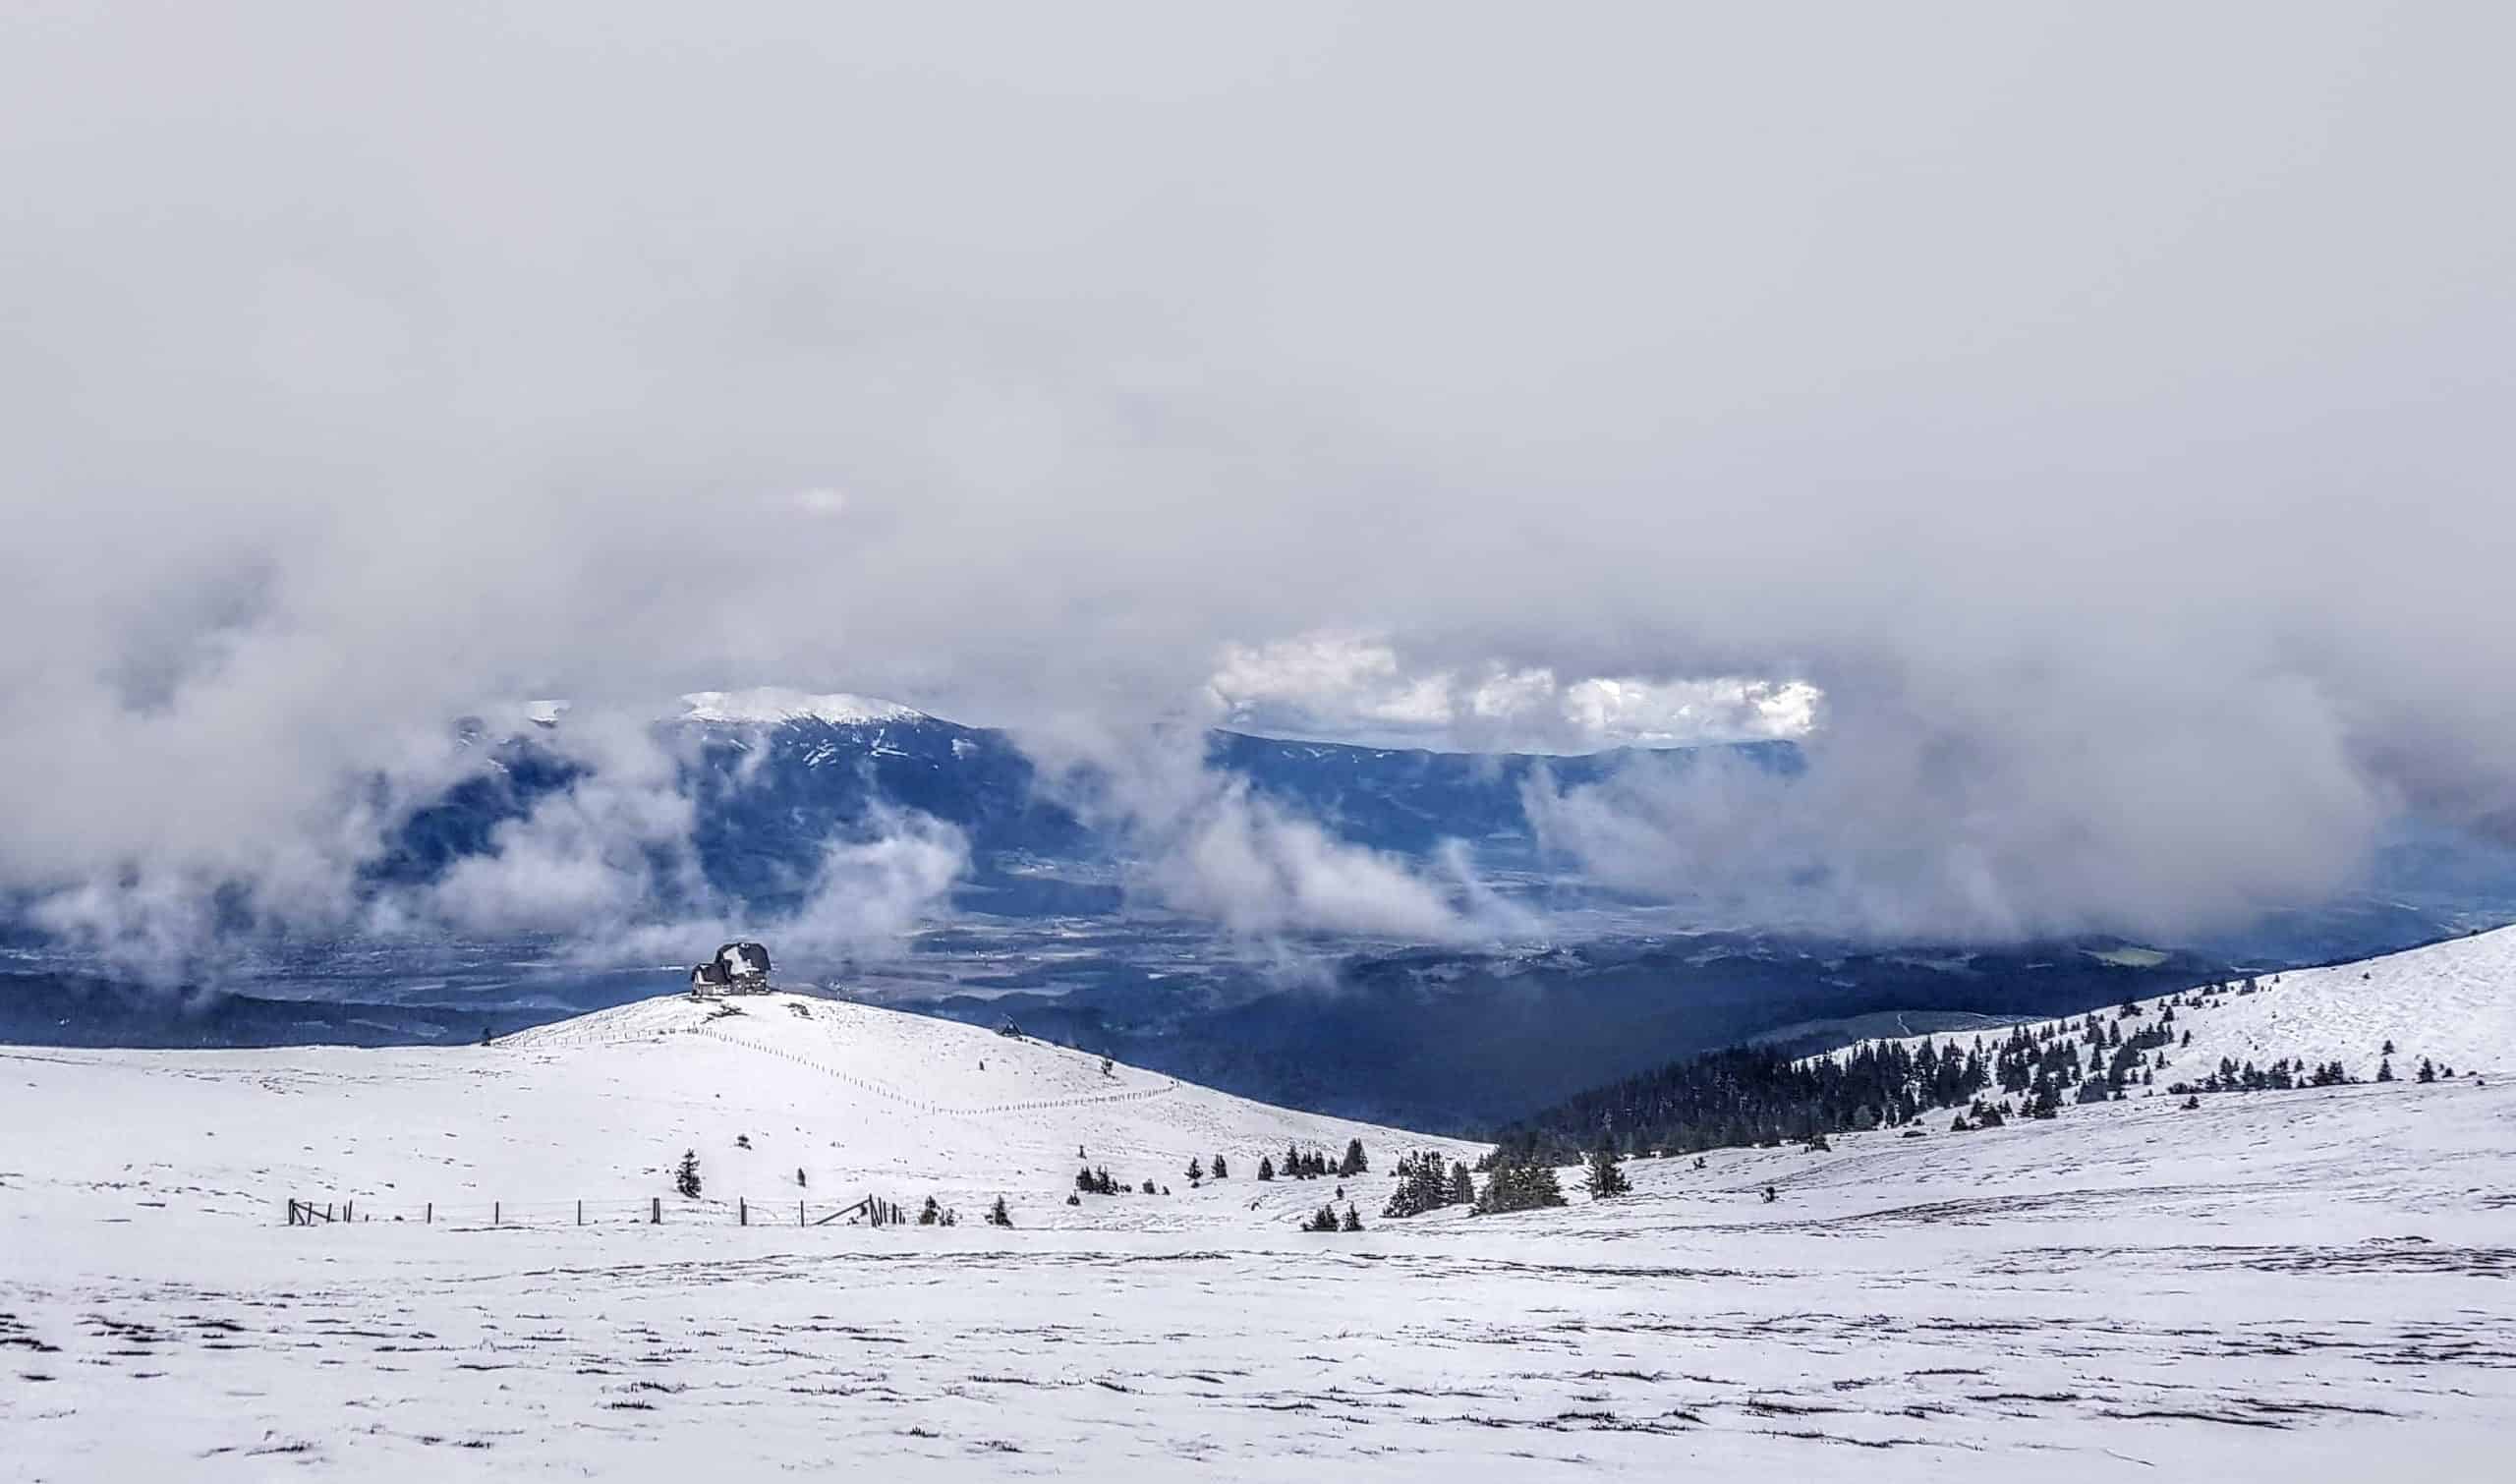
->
[282, 1192, 936, 1229]
[285, 1009, 1170, 1232]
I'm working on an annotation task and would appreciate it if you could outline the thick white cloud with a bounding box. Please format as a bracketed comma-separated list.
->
[3, 2, 2513, 959]
[1205, 632, 1817, 753]
[1021, 720, 1530, 950]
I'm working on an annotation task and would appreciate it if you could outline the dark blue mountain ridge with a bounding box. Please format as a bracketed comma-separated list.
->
[371, 709, 1801, 922]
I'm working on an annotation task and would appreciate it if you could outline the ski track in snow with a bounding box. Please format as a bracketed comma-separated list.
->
[7, 933, 2516, 1480]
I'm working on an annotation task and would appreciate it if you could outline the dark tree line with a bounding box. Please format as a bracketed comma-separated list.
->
[1492, 1002, 2208, 1163]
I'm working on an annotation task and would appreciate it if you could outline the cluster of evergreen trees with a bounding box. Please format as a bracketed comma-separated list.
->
[1303, 1203, 1363, 1231]
[1471, 1158, 1566, 1215]
[1497, 975, 2460, 1163]
[2172, 1056, 2343, 1094]
[1491, 1035, 1999, 1164]
[2173, 1050, 2450, 1095]
[1264, 1139, 1367, 1181]
[1382, 1151, 1476, 1219]
[1493, 999, 2217, 1162]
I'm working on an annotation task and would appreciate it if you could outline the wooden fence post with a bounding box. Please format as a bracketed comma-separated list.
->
[798, 1200, 804, 1227]
[739, 1197, 748, 1227]
[426, 1202, 432, 1226]
[651, 1196, 660, 1225]
[577, 1200, 584, 1226]
[493, 1201, 500, 1227]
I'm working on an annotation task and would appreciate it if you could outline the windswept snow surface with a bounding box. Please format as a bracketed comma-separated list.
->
[8, 938, 2516, 1481]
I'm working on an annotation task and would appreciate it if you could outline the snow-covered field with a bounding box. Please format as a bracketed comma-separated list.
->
[8, 935, 2516, 1480]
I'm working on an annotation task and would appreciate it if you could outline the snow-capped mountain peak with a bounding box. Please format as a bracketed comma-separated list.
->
[676, 688, 926, 727]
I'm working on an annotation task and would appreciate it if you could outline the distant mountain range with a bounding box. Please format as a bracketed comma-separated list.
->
[9, 699, 2516, 1133]
[374, 702, 1799, 919]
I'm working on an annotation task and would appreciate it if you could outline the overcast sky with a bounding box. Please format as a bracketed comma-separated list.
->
[4, 3, 2512, 963]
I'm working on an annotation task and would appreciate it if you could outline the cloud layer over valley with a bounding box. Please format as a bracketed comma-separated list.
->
[5, 3, 2514, 974]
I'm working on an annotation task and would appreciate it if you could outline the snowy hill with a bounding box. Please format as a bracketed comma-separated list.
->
[1826, 922, 2516, 1084]
[0, 990, 1475, 1232]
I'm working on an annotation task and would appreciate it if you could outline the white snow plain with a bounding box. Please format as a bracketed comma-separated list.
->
[6, 930, 2516, 1480]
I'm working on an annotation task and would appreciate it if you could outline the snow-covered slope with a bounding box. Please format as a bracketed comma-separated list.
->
[1824, 923, 2516, 1082]
[7, 942, 2514, 1480]
[0, 990, 1471, 1232]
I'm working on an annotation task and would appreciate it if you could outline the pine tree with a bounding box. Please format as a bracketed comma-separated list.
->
[1257, 1156, 1275, 1182]
[2418, 1057, 2437, 1084]
[1212, 1154, 1229, 1179]
[1186, 1157, 1204, 1182]
[1340, 1204, 1362, 1231]
[1382, 1151, 1458, 1219]
[1449, 1161, 1475, 1207]
[987, 1195, 1012, 1227]
[918, 1196, 942, 1227]
[1305, 1204, 1340, 1232]
[674, 1149, 703, 1199]
[2377, 1058, 2396, 1083]
[1583, 1144, 1630, 1198]
[1339, 1138, 1368, 1177]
